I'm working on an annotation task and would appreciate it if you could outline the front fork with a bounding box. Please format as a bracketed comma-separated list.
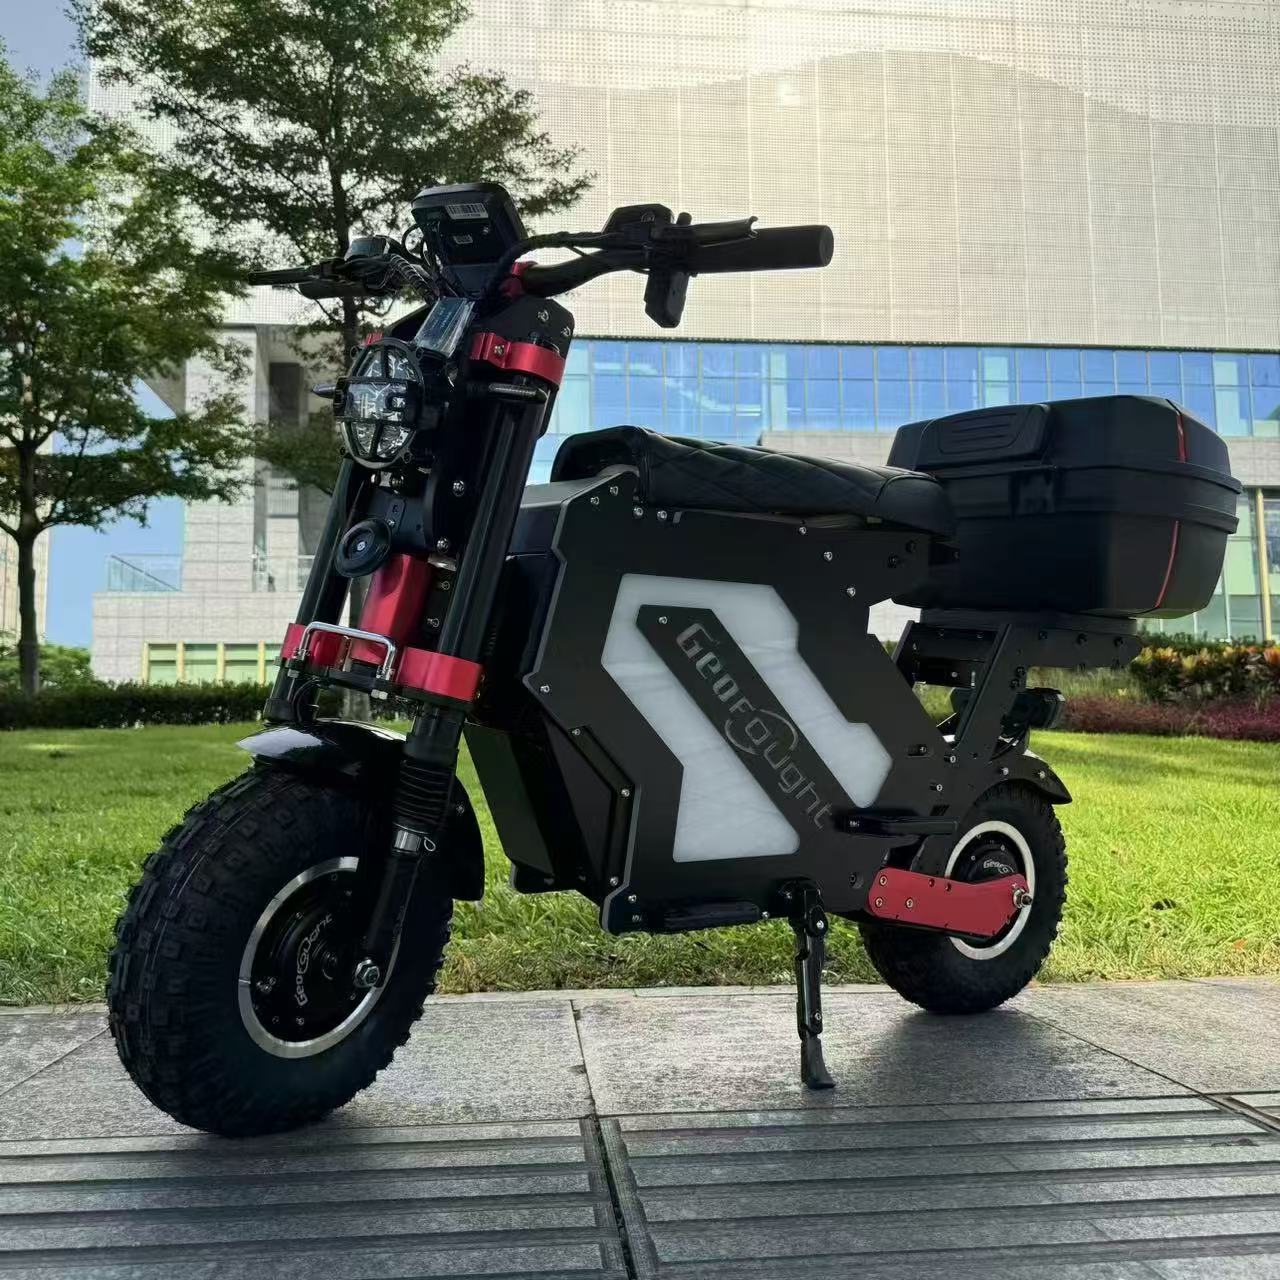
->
[266, 398, 545, 986]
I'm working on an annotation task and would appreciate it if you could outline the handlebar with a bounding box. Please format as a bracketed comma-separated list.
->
[686, 225, 834, 274]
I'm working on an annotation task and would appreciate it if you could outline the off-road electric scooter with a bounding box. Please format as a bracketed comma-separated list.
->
[108, 183, 1240, 1135]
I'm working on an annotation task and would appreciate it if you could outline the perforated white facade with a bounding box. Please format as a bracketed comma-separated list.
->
[439, 0, 1280, 350]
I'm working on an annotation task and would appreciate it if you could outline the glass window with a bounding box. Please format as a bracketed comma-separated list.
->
[1251, 354, 1280, 387]
[782, 346, 807, 381]
[592, 342, 626, 373]
[807, 346, 839, 379]
[1082, 349, 1115, 397]
[946, 378, 980, 413]
[734, 377, 765, 433]
[1148, 351, 1180, 385]
[565, 345, 589, 377]
[553, 376, 590, 434]
[592, 372, 627, 427]
[1181, 352, 1213, 384]
[805, 378, 840, 427]
[627, 344, 663, 376]
[1016, 348, 1047, 388]
[1216, 386, 1252, 436]
[1213, 354, 1247, 387]
[1115, 350, 1147, 387]
[841, 379, 875, 429]
[1151, 381, 1181, 405]
[1252, 385, 1280, 438]
[1048, 348, 1082, 397]
[629, 375, 663, 418]
[1183, 383, 1217, 426]
[734, 345, 766, 377]
[666, 344, 699, 378]
[947, 347, 978, 381]
[701, 345, 734, 376]
[983, 383, 1014, 407]
[981, 349, 1014, 384]
[841, 346, 874, 379]
[910, 347, 945, 381]
[1020, 377, 1049, 403]
[913, 381, 947, 419]
[877, 378, 910, 426]
[877, 346, 909, 381]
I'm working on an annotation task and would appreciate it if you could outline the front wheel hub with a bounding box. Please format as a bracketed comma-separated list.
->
[238, 857, 396, 1058]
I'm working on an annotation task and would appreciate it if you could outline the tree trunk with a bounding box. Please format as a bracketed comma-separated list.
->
[16, 531, 40, 696]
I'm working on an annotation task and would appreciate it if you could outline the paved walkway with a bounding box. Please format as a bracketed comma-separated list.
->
[1, 978, 1279, 1277]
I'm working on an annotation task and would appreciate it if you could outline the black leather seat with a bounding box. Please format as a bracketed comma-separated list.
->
[551, 427, 955, 537]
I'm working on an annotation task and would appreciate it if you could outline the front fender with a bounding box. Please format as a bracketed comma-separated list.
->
[238, 719, 485, 900]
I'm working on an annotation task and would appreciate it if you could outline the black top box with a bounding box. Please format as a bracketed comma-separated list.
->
[887, 395, 1241, 619]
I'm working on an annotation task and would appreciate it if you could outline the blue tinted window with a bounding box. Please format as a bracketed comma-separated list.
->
[1047, 349, 1081, 385]
[983, 382, 1014, 407]
[554, 376, 590, 434]
[913, 381, 946, 419]
[1016, 349, 1047, 385]
[877, 378, 910, 425]
[734, 346, 765, 376]
[841, 346, 874, 379]
[806, 378, 840, 427]
[1252, 384, 1280, 434]
[593, 373, 627, 426]
[629, 375, 663, 417]
[1115, 350, 1147, 386]
[1213, 354, 1246, 387]
[628, 344, 663, 376]
[701, 345, 734, 376]
[1020, 378, 1049, 404]
[667, 344, 699, 378]
[947, 379, 980, 412]
[1082, 350, 1115, 384]
[1183, 383, 1216, 425]
[1216, 386, 1251, 435]
[1251, 354, 1280, 387]
[807, 346, 839, 379]
[1151, 381, 1181, 404]
[841, 379, 875, 429]
[877, 346, 909, 381]
[1148, 351, 1180, 384]
[593, 342, 625, 372]
[910, 347, 945, 381]
[1182, 353, 1213, 384]
[982, 349, 1014, 384]
[946, 347, 978, 381]
[565, 345, 589, 377]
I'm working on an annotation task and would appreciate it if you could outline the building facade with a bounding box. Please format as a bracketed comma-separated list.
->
[92, 0, 1280, 680]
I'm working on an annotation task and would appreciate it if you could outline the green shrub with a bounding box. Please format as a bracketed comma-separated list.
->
[0, 681, 268, 730]
[1130, 642, 1280, 703]
[0, 636, 96, 691]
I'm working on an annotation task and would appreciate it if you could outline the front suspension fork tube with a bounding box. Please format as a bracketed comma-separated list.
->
[264, 459, 369, 724]
[359, 400, 544, 977]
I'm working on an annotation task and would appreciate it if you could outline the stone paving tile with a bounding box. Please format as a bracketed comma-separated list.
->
[0, 999, 591, 1141]
[574, 990, 1186, 1117]
[1014, 980, 1280, 1094]
[0, 1013, 104, 1096]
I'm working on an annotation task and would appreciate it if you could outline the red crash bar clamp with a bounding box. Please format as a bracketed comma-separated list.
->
[864, 867, 1031, 939]
[468, 331, 566, 386]
[280, 622, 482, 704]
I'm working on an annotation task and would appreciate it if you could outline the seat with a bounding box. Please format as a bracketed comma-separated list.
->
[551, 426, 955, 536]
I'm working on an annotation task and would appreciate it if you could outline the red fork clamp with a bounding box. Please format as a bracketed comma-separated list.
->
[864, 866, 1031, 938]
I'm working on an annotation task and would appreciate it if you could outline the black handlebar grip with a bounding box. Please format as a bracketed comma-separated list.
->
[247, 266, 314, 286]
[686, 225, 834, 274]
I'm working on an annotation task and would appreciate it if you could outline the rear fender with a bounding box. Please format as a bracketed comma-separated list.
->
[239, 720, 485, 900]
[998, 747, 1072, 804]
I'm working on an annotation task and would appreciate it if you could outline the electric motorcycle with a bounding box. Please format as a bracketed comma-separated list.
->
[107, 182, 1240, 1135]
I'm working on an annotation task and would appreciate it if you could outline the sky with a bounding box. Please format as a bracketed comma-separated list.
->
[3, 4, 184, 647]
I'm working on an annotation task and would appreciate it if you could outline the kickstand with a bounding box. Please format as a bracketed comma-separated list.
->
[789, 884, 836, 1091]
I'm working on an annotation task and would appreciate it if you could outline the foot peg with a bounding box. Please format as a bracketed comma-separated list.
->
[789, 884, 836, 1091]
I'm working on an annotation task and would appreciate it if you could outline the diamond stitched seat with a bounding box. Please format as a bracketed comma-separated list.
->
[551, 426, 955, 536]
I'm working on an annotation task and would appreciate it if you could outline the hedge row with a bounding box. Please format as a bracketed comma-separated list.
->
[1130, 643, 1280, 703]
[1062, 694, 1280, 742]
[0, 681, 269, 730]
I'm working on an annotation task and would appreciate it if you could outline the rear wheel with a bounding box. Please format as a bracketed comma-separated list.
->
[859, 782, 1065, 1013]
[108, 768, 452, 1136]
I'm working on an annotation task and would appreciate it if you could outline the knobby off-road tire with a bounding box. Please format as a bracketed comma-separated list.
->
[107, 767, 452, 1136]
[859, 782, 1066, 1014]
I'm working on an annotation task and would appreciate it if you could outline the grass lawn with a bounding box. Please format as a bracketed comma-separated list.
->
[0, 722, 1277, 1005]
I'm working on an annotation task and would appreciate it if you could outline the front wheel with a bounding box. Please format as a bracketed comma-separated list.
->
[859, 781, 1066, 1013]
[107, 769, 452, 1136]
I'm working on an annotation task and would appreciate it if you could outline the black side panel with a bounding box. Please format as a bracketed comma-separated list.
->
[239, 721, 484, 900]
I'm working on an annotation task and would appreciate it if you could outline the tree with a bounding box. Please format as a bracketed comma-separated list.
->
[0, 53, 251, 694]
[0, 635, 95, 692]
[79, 0, 591, 364]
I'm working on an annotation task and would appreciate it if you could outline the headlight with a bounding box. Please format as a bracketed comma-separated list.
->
[337, 339, 424, 467]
